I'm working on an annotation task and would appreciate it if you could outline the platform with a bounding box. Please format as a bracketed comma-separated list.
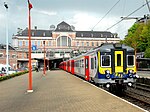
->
[0, 70, 147, 112]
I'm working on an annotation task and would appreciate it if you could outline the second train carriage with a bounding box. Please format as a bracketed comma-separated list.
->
[59, 43, 137, 90]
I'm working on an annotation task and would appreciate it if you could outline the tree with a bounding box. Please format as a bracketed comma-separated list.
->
[122, 21, 150, 55]
[144, 48, 150, 58]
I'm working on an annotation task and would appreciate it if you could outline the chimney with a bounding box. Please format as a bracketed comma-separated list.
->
[34, 26, 37, 30]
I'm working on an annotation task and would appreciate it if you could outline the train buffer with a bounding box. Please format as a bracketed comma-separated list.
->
[0, 70, 147, 112]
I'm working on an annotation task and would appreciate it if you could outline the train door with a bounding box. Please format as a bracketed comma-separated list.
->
[114, 51, 124, 73]
[85, 56, 90, 81]
[68, 61, 71, 73]
[71, 60, 74, 75]
[90, 55, 97, 77]
[64, 62, 66, 70]
[90, 56, 94, 77]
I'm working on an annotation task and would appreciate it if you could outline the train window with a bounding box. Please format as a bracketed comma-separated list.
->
[117, 54, 121, 66]
[127, 55, 134, 66]
[82, 59, 84, 68]
[85, 59, 88, 68]
[101, 55, 111, 67]
[91, 58, 94, 69]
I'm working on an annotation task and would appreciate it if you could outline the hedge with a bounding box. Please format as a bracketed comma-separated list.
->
[0, 70, 29, 81]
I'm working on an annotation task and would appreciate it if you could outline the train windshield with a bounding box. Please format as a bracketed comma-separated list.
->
[127, 55, 134, 66]
[101, 55, 111, 67]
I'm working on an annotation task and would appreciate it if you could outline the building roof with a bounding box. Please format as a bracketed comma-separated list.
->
[16, 28, 52, 37]
[14, 21, 118, 38]
[0, 44, 16, 50]
[54, 21, 74, 32]
[76, 31, 114, 38]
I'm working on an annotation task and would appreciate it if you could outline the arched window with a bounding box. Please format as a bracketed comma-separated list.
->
[57, 36, 71, 46]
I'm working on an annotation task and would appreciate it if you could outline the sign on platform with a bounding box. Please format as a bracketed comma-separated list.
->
[32, 45, 37, 50]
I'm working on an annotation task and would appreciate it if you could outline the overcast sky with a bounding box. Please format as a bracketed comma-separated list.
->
[0, 0, 149, 44]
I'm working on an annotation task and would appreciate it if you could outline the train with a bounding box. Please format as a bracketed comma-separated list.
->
[59, 43, 138, 92]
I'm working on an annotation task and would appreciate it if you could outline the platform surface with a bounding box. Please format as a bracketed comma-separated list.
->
[0, 70, 146, 112]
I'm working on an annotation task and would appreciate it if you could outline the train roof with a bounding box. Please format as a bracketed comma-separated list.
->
[68, 43, 134, 61]
[93, 43, 135, 52]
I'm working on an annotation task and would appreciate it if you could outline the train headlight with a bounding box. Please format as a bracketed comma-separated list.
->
[128, 82, 132, 87]
[105, 70, 110, 74]
[128, 69, 133, 74]
[106, 83, 110, 88]
[135, 74, 139, 78]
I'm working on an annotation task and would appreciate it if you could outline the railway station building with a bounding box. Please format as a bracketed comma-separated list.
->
[0, 44, 17, 69]
[12, 21, 120, 69]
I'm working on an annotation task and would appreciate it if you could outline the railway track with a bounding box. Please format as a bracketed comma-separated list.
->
[122, 83, 150, 111]
[133, 83, 150, 92]
[125, 87, 150, 105]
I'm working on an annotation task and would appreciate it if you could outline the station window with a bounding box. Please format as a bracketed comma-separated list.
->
[12, 54, 16, 58]
[96, 42, 99, 46]
[37, 41, 41, 46]
[101, 55, 111, 67]
[77, 42, 79, 46]
[57, 36, 71, 47]
[86, 42, 89, 46]
[25, 41, 28, 46]
[0, 53, 3, 58]
[127, 55, 134, 66]
[19, 41, 23, 46]
[82, 42, 84, 46]
[32, 40, 35, 46]
[49, 41, 51, 46]
[92, 42, 94, 46]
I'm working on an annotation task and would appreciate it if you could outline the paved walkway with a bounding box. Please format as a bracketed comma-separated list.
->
[0, 70, 146, 112]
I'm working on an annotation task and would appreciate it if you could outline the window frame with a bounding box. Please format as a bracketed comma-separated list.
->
[19, 40, 23, 46]
[91, 58, 94, 69]
[127, 55, 135, 66]
[0, 53, 3, 58]
[101, 55, 111, 67]
[117, 54, 121, 66]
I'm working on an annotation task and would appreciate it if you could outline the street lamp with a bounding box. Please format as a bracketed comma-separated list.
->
[43, 41, 46, 75]
[4, 2, 9, 76]
[27, 0, 33, 93]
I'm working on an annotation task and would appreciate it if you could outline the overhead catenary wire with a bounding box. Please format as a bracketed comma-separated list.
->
[91, 0, 121, 31]
[145, 0, 150, 13]
[106, 0, 150, 31]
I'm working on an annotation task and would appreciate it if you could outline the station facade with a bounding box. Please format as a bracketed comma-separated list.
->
[12, 21, 120, 69]
[0, 44, 17, 69]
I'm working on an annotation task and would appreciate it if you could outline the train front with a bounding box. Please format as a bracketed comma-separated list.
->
[97, 43, 137, 90]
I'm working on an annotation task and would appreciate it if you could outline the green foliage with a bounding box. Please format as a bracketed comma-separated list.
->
[0, 70, 29, 81]
[122, 21, 150, 56]
[144, 48, 150, 58]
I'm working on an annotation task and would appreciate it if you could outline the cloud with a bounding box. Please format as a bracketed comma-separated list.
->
[33, 9, 57, 16]
[68, 12, 119, 31]
[0, 0, 148, 44]
[67, 12, 136, 40]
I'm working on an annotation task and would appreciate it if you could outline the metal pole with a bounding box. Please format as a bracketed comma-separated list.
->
[43, 41, 46, 75]
[4, 2, 9, 76]
[27, 2, 33, 92]
[145, 0, 150, 13]
[105, 35, 108, 43]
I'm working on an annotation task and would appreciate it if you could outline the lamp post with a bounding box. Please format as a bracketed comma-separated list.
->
[43, 41, 46, 75]
[4, 2, 9, 76]
[27, 0, 33, 93]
